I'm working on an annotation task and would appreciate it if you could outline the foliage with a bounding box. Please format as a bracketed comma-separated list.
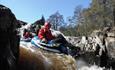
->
[61, 0, 115, 36]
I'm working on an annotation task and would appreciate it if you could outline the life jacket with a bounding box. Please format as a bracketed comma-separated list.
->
[38, 27, 54, 41]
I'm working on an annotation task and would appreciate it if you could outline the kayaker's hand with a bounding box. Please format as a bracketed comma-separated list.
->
[52, 43, 60, 47]
[41, 38, 48, 43]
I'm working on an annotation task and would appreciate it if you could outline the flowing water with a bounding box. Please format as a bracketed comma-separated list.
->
[19, 42, 113, 70]
[19, 41, 77, 70]
[76, 57, 112, 70]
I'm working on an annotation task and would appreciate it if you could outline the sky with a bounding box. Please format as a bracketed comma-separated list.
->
[0, 0, 91, 23]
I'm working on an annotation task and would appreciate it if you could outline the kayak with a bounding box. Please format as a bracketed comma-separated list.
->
[21, 37, 32, 42]
[31, 36, 61, 53]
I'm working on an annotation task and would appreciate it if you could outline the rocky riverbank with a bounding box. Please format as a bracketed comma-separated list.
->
[65, 27, 115, 70]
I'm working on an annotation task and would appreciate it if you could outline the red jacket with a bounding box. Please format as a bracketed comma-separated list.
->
[38, 28, 54, 41]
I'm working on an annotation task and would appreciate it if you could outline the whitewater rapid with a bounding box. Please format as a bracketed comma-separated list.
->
[20, 41, 111, 70]
[76, 59, 106, 70]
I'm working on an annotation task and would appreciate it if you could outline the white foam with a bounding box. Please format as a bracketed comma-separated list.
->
[20, 41, 35, 52]
[78, 65, 105, 70]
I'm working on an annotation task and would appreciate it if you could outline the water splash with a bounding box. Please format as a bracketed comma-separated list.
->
[19, 42, 77, 70]
[78, 65, 105, 70]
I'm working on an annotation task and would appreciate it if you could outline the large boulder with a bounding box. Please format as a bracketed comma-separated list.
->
[106, 37, 115, 59]
[0, 5, 20, 70]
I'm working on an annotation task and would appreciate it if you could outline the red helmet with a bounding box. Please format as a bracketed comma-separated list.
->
[44, 22, 51, 29]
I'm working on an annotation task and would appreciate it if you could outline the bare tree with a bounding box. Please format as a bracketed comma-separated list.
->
[47, 11, 65, 30]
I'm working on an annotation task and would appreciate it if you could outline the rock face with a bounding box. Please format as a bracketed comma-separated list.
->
[0, 5, 20, 70]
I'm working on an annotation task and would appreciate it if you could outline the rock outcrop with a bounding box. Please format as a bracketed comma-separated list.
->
[17, 20, 28, 28]
[65, 27, 115, 69]
[31, 16, 45, 35]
